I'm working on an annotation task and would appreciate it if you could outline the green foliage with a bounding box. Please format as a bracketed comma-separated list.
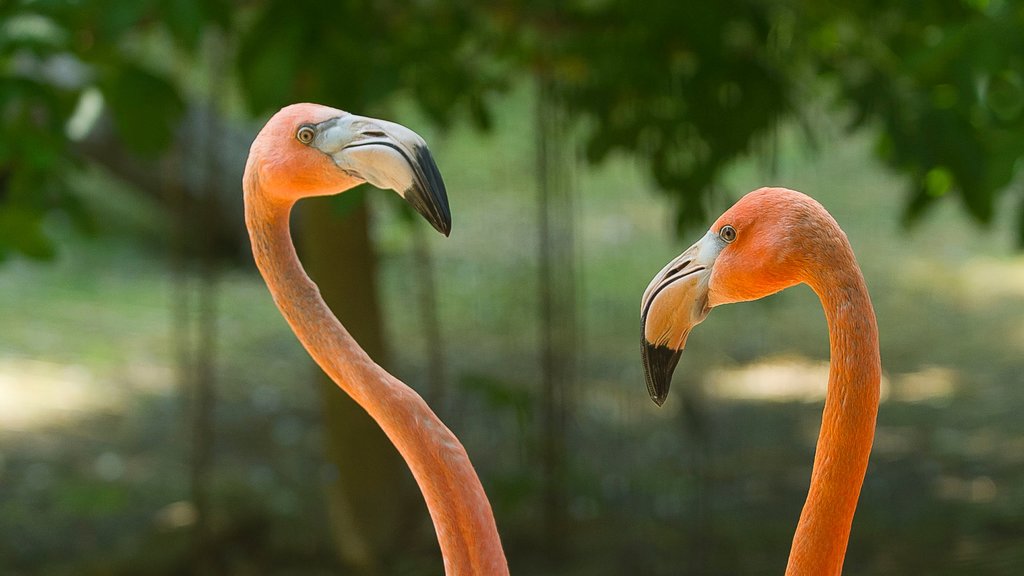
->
[0, 0, 210, 261]
[100, 63, 184, 154]
[501, 0, 1024, 235]
[235, 0, 509, 128]
[160, 0, 231, 51]
[3, 0, 1024, 261]
[0, 71, 81, 260]
[511, 1, 790, 230]
[795, 0, 1024, 234]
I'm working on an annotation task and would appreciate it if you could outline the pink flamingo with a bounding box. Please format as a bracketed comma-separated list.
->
[243, 104, 509, 575]
[640, 187, 880, 575]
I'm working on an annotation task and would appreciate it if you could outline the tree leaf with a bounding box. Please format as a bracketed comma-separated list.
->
[100, 63, 185, 154]
[236, 14, 301, 114]
[161, 0, 206, 51]
[0, 205, 56, 261]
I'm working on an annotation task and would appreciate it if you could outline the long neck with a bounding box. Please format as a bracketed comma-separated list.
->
[245, 190, 509, 576]
[785, 248, 880, 576]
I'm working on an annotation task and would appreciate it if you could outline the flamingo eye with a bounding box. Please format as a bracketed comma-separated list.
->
[296, 125, 316, 144]
[719, 225, 737, 243]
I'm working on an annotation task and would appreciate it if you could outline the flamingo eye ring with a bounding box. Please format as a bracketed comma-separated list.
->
[296, 125, 315, 144]
[719, 224, 737, 243]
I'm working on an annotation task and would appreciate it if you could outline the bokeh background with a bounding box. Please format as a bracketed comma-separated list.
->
[2, 1, 1024, 575]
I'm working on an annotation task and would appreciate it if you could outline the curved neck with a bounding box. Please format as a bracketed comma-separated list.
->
[245, 189, 509, 576]
[785, 251, 880, 576]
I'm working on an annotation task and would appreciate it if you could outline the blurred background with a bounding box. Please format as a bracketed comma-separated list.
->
[2, 1, 1024, 575]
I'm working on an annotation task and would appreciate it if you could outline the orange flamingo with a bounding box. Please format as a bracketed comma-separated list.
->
[243, 103, 509, 575]
[640, 187, 880, 575]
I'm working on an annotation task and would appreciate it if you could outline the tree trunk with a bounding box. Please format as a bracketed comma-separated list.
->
[536, 77, 577, 563]
[297, 193, 417, 574]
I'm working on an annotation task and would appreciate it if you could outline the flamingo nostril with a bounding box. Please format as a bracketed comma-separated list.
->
[667, 259, 692, 278]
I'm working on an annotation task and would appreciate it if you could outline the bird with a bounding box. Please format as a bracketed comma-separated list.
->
[242, 103, 509, 576]
[639, 187, 880, 575]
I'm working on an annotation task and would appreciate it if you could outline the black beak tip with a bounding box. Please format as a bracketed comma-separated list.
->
[424, 201, 451, 237]
[641, 340, 682, 407]
[408, 145, 452, 237]
[438, 210, 452, 237]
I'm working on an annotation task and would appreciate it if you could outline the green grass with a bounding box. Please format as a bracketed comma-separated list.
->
[2, 90, 1024, 575]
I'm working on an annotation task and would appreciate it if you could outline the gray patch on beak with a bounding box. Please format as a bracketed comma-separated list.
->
[313, 114, 452, 235]
[639, 230, 724, 405]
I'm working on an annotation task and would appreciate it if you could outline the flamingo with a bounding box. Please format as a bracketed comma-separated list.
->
[640, 187, 880, 575]
[243, 103, 509, 575]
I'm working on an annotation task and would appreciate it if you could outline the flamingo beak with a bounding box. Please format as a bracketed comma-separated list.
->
[313, 114, 452, 235]
[640, 231, 725, 406]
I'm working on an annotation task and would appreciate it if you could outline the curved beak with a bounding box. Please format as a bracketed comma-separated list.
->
[312, 114, 451, 235]
[640, 231, 725, 406]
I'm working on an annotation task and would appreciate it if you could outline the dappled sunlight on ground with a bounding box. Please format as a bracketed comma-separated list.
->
[902, 253, 1024, 315]
[705, 357, 833, 402]
[935, 475, 998, 504]
[0, 355, 126, 432]
[703, 356, 960, 405]
[957, 256, 1024, 302]
[890, 365, 958, 403]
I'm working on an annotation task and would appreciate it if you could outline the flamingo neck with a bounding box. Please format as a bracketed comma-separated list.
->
[785, 252, 880, 576]
[244, 190, 509, 576]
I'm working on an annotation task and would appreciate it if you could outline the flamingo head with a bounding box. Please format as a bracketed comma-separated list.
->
[640, 187, 838, 405]
[244, 103, 451, 235]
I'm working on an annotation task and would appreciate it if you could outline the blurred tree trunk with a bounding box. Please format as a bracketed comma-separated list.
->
[297, 194, 418, 574]
[536, 77, 578, 562]
[409, 220, 447, 406]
